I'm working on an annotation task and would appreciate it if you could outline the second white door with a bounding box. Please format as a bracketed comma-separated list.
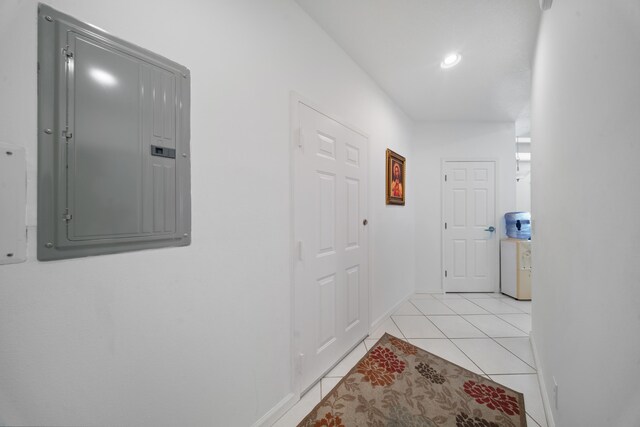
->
[443, 161, 498, 292]
[294, 101, 369, 393]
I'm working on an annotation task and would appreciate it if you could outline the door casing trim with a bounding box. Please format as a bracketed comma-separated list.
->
[289, 91, 372, 400]
[440, 158, 500, 293]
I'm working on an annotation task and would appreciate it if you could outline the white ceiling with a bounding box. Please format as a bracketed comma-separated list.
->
[296, 0, 541, 135]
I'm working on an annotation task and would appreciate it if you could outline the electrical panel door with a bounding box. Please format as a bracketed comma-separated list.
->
[38, 5, 191, 260]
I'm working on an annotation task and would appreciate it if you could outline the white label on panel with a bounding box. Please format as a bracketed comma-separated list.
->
[317, 274, 337, 353]
[317, 132, 336, 160]
[318, 172, 336, 255]
[164, 165, 176, 232]
[346, 178, 359, 249]
[454, 239, 467, 277]
[453, 189, 466, 227]
[474, 189, 488, 226]
[153, 164, 165, 232]
[0, 144, 26, 264]
[346, 266, 360, 330]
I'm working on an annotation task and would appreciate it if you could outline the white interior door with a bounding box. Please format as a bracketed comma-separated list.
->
[294, 101, 369, 393]
[443, 161, 498, 292]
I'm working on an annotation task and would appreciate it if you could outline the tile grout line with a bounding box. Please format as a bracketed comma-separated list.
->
[487, 375, 545, 427]
[390, 296, 544, 426]
[428, 318, 488, 378]
[463, 296, 499, 313]
[463, 298, 536, 369]
[389, 315, 410, 341]
[400, 297, 489, 376]
[446, 335, 490, 378]
[403, 294, 534, 374]
[463, 296, 527, 316]
[440, 297, 492, 315]
[495, 314, 532, 335]
[499, 296, 531, 311]
[277, 294, 535, 427]
[452, 298, 538, 373]
[461, 315, 537, 372]
[489, 336, 538, 372]
[410, 295, 493, 377]
[403, 295, 543, 426]
[400, 303, 489, 378]
[418, 306, 490, 378]
[459, 312, 530, 338]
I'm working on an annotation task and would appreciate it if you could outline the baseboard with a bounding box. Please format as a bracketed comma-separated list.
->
[530, 334, 556, 427]
[251, 392, 297, 427]
[262, 292, 413, 426]
[415, 286, 443, 293]
[370, 291, 413, 333]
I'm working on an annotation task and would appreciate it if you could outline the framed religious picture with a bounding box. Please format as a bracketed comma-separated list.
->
[386, 149, 406, 205]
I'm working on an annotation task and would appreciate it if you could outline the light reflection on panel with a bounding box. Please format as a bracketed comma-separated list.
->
[346, 266, 360, 330]
[453, 189, 466, 226]
[474, 189, 488, 226]
[151, 67, 175, 145]
[317, 274, 337, 352]
[474, 240, 488, 277]
[318, 172, 336, 255]
[152, 70, 163, 138]
[346, 178, 359, 249]
[453, 239, 467, 277]
[72, 36, 142, 238]
[162, 73, 175, 142]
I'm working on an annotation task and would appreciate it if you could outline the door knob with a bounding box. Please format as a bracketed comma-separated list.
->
[485, 226, 496, 232]
[363, 219, 368, 226]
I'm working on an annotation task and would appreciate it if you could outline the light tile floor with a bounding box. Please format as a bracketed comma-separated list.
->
[273, 293, 546, 427]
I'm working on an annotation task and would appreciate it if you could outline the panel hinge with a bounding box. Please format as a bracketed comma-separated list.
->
[444, 270, 448, 278]
[444, 222, 447, 230]
[297, 353, 305, 375]
[295, 128, 303, 149]
[444, 174, 447, 182]
[297, 241, 303, 261]
[62, 209, 72, 223]
[62, 126, 73, 141]
[63, 46, 74, 61]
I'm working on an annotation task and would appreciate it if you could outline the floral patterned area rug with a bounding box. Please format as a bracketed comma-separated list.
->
[298, 333, 526, 427]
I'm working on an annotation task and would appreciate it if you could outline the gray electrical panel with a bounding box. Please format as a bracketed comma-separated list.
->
[37, 4, 191, 261]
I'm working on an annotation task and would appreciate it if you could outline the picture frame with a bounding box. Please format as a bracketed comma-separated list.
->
[386, 149, 406, 205]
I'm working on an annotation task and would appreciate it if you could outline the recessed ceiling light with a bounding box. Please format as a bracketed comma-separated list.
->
[440, 52, 462, 69]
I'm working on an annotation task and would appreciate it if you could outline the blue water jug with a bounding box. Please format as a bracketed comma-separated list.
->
[505, 212, 531, 239]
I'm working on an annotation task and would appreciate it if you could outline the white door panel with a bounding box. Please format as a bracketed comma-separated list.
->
[294, 102, 369, 392]
[444, 161, 497, 292]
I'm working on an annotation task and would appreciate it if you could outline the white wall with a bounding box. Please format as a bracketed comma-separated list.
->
[531, 1, 640, 425]
[516, 161, 531, 212]
[413, 123, 516, 292]
[0, 1, 415, 425]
